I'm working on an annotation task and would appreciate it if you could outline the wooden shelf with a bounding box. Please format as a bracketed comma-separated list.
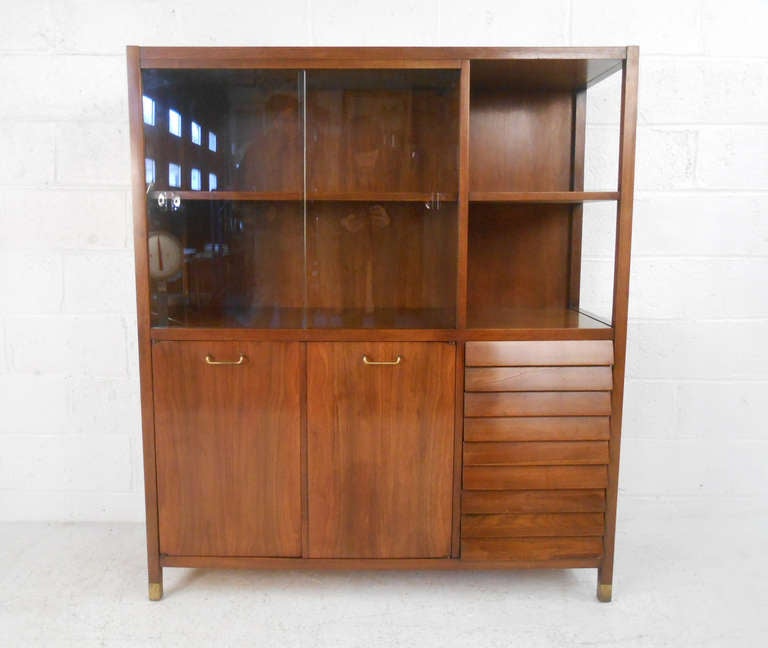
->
[154, 191, 301, 202]
[309, 192, 458, 202]
[152, 191, 458, 203]
[152, 306, 610, 334]
[469, 191, 619, 204]
[467, 307, 610, 330]
[154, 306, 456, 330]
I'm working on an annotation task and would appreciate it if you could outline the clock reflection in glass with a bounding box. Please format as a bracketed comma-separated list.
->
[148, 231, 184, 281]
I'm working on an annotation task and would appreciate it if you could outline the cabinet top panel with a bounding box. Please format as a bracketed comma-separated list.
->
[134, 46, 630, 71]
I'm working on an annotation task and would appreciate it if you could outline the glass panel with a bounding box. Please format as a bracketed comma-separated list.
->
[584, 69, 621, 192]
[306, 201, 457, 328]
[305, 69, 460, 328]
[141, 68, 460, 330]
[579, 202, 616, 324]
[307, 69, 459, 196]
[143, 69, 302, 194]
[142, 69, 304, 328]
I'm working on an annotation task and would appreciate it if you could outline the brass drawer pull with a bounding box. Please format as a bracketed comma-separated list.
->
[204, 354, 246, 366]
[362, 354, 402, 366]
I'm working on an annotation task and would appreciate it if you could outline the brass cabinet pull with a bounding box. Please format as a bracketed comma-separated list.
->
[204, 354, 246, 366]
[362, 354, 402, 366]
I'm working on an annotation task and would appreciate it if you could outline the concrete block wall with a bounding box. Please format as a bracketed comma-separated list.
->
[0, 0, 766, 520]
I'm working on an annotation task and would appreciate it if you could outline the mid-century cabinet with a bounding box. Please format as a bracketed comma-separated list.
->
[127, 46, 638, 601]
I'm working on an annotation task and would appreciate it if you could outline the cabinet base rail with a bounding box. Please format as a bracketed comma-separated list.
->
[158, 556, 601, 570]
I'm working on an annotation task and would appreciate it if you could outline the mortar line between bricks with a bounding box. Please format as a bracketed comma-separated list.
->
[587, 124, 768, 130]
[627, 316, 768, 322]
[641, 54, 768, 62]
[636, 189, 768, 195]
[585, 122, 768, 127]
[635, 190, 768, 196]
[627, 378, 768, 385]
[629, 254, 768, 260]
[628, 317, 768, 323]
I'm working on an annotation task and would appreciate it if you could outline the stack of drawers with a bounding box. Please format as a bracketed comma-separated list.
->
[461, 340, 614, 562]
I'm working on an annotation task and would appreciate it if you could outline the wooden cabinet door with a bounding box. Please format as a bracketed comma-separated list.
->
[152, 341, 301, 557]
[307, 342, 455, 558]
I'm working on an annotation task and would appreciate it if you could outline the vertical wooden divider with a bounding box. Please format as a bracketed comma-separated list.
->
[600, 46, 639, 598]
[452, 60, 471, 557]
[301, 342, 309, 557]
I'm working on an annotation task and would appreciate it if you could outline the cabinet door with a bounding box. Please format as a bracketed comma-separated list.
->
[152, 341, 301, 556]
[307, 342, 455, 558]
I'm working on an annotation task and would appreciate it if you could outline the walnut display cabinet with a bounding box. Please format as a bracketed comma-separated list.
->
[127, 46, 638, 602]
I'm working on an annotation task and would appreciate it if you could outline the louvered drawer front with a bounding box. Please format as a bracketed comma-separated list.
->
[462, 537, 604, 561]
[461, 340, 614, 562]
[465, 341, 614, 367]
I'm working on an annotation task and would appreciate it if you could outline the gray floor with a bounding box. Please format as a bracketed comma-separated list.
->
[1, 499, 766, 647]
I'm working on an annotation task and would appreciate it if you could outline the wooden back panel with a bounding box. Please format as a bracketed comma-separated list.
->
[468, 204, 571, 312]
[469, 89, 572, 192]
[307, 201, 457, 312]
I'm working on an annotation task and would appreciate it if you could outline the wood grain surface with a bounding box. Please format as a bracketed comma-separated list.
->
[153, 341, 302, 556]
[307, 342, 455, 558]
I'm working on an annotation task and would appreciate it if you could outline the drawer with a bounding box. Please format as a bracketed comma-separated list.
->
[462, 512, 605, 538]
[461, 537, 603, 561]
[463, 441, 609, 466]
[462, 489, 606, 514]
[466, 340, 614, 367]
[464, 416, 610, 442]
[465, 366, 612, 392]
[463, 465, 608, 490]
[465, 391, 611, 417]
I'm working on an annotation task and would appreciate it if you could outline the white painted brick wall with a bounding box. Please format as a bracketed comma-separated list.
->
[0, 0, 765, 521]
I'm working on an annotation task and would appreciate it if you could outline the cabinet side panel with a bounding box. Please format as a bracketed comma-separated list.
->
[153, 341, 302, 557]
[601, 46, 639, 590]
[307, 342, 455, 558]
[127, 46, 161, 586]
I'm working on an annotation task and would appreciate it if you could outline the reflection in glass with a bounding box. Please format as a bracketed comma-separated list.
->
[168, 109, 182, 137]
[142, 96, 155, 126]
[145, 158, 155, 184]
[142, 68, 459, 329]
[168, 163, 181, 188]
[191, 168, 201, 191]
[191, 121, 202, 145]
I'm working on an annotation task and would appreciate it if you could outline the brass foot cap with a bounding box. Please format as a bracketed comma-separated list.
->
[597, 583, 612, 602]
[149, 582, 163, 601]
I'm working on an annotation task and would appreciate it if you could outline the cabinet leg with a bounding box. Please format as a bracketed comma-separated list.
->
[149, 580, 163, 601]
[598, 561, 613, 602]
[148, 564, 163, 601]
[596, 582, 612, 602]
